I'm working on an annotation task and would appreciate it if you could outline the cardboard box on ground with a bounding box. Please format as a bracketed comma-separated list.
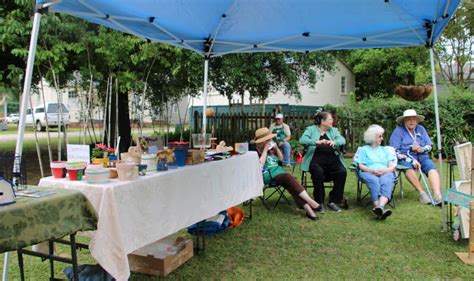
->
[128, 237, 193, 276]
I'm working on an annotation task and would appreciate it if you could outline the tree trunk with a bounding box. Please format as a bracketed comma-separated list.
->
[104, 92, 131, 153]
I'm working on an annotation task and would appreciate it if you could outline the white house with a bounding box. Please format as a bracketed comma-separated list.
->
[191, 59, 355, 109]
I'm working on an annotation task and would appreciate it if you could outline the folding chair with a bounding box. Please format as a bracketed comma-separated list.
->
[351, 164, 405, 208]
[301, 170, 349, 209]
[259, 168, 291, 210]
[299, 144, 349, 209]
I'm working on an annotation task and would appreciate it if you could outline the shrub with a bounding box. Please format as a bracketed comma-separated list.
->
[329, 87, 473, 158]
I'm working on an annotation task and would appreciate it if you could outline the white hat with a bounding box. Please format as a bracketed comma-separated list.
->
[275, 113, 284, 119]
[396, 109, 425, 123]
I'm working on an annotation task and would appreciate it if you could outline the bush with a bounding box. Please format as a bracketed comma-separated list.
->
[329, 87, 473, 158]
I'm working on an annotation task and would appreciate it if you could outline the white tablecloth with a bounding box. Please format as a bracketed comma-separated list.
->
[39, 152, 263, 280]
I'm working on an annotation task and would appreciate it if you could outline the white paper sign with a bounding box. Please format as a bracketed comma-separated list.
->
[67, 144, 91, 163]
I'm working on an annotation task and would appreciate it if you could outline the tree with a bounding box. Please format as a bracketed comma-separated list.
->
[338, 47, 431, 100]
[434, 0, 473, 88]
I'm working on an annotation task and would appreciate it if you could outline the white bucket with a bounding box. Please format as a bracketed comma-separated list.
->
[141, 154, 157, 171]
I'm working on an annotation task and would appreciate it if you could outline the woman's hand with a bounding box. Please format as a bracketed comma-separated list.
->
[412, 160, 421, 170]
[316, 139, 335, 147]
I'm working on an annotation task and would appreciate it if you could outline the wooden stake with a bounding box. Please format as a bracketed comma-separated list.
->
[455, 150, 474, 264]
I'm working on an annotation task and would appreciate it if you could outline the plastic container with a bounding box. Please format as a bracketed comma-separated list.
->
[85, 169, 110, 184]
[116, 163, 138, 181]
[92, 157, 108, 168]
[168, 142, 189, 167]
[66, 162, 87, 181]
[50, 161, 67, 178]
[141, 154, 157, 171]
[137, 164, 147, 176]
[192, 134, 211, 149]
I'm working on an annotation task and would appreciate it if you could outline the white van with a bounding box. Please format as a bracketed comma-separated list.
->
[25, 103, 70, 131]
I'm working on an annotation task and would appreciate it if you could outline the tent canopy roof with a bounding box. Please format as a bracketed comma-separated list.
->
[39, 0, 460, 57]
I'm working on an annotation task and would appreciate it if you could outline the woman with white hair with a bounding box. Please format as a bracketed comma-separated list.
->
[353, 125, 396, 219]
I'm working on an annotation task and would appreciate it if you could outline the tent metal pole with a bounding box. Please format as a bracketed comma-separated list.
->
[5, 10, 43, 281]
[430, 48, 446, 231]
[14, 11, 42, 163]
[202, 59, 209, 135]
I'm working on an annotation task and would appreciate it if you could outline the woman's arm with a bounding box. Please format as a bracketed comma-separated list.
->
[384, 161, 396, 173]
[259, 146, 269, 165]
[299, 126, 315, 146]
[274, 145, 284, 161]
[331, 128, 346, 146]
[358, 163, 373, 173]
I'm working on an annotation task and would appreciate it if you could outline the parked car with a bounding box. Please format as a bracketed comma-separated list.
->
[5, 113, 20, 124]
[25, 103, 70, 131]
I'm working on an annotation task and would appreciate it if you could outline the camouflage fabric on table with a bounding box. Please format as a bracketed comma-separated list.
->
[0, 187, 97, 253]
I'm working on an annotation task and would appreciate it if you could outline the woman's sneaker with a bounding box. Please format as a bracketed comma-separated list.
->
[372, 206, 383, 218]
[434, 194, 443, 206]
[327, 202, 342, 213]
[381, 209, 392, 220]
[419, 192, 432, 204]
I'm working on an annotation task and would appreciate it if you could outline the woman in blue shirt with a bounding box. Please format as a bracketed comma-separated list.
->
[389, 109, 442, 205]
[354, 125, 396, 219]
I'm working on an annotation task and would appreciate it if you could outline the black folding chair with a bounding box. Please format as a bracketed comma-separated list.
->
[259, 167, 292, 210]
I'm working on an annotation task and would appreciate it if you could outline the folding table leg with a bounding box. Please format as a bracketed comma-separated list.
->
[195, 221, 206, 256]
[70, 234, 79, 281]
[48, 240, 54, 280]
[17, 250, 25, 281]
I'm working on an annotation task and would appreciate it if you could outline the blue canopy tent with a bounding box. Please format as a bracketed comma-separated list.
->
[6, 0, 461, 279]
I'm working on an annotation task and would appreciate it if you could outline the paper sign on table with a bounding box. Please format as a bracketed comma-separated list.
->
[67, 144, 90, 163]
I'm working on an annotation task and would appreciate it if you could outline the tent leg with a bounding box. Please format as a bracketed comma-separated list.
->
[2, 252, 10, 281]
[429, 48, 446, 231]
[14, 10, 42, 163]
[202, 59, 209, 135]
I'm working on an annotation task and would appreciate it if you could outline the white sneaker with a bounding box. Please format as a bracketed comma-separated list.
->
[419, 192, 432, 204]
[434, 193, 443, 206]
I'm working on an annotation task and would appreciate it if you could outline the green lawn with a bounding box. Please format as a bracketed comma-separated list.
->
[1, 160, 473, 280]
[0, 125, 84, 135]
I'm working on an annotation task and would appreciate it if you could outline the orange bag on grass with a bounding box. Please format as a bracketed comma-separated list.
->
[226, 207, 245, 228]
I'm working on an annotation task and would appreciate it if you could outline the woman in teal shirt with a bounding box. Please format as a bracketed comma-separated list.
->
[299, 111, 347, 213]
[255, 127, 320, 220]
[353, 125, 396, 219]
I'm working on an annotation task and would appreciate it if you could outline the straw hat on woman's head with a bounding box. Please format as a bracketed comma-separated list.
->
[254, 127, 276, 144]
[396, 109, 425, 123]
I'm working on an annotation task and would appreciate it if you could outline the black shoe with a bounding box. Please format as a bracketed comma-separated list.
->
[306, 213, 320, 221]
[381, 209, 392, 220]
[313, 205, 325, 214]
[372, 206, 383, 218]
[327, 202, 342, 213]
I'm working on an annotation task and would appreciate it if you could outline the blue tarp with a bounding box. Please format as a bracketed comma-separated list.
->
[38, 0, 460, 57]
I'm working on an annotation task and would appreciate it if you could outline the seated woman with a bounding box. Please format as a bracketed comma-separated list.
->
[254, 127, 320, 221]
[299, 111, 347, 213]
[389, 109, 442, 205]
[354, 125, 396, 220]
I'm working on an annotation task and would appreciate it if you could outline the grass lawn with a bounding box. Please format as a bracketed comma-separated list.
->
[1, 157, 473, 280]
